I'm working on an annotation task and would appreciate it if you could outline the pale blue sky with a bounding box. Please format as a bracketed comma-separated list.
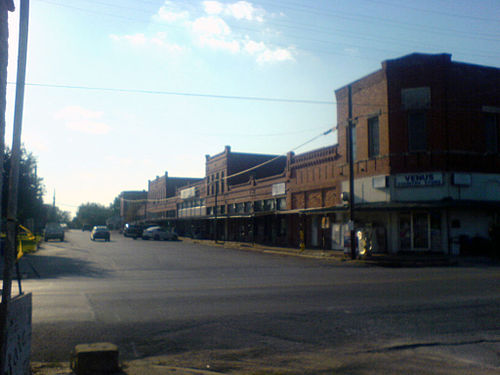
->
[5, 0, 500, 216]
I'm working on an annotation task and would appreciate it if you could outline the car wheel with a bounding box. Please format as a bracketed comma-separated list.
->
[154, 235, 160, 241]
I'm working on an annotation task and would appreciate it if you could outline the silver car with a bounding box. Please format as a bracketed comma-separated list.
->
[141, 226, 177, 241]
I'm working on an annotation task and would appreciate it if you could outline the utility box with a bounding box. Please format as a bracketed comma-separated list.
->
[70, 342, 120, 375]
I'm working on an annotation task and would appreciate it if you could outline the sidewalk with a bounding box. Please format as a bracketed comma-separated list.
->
[179, 237, 499, 267]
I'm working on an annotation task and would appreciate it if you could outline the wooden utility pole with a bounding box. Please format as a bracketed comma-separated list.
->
[0, 1, 29, 373]
[348, 85, 356, 260]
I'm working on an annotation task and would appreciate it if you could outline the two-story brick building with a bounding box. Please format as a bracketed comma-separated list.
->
[334, 52, 500, 254]
[133, 52, 499, 255]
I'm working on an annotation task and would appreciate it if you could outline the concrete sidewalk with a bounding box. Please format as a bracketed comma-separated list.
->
[180, 236, 498, 267]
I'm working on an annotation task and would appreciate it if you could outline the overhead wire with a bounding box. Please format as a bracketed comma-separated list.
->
[119, 127, 335, 203]
[34, 0, 500, 61]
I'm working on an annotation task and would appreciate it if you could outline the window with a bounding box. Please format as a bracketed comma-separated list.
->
[368, 116, 380, 157]
[401, 87, 431, 110]
[485, 113, 498, 153]
[408, 112, 426, 151]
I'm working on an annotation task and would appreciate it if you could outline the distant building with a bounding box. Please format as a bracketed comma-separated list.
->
[119, 190, 147, 225]
[146, 172, 202, 221]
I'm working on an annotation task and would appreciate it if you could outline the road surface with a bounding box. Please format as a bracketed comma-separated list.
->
[16, 230, 500, 374]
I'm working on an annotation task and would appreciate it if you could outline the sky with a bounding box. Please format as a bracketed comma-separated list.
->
[5, 0, 500, 217]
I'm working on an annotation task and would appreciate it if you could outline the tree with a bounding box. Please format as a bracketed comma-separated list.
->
[2, 147, 45, 230]
[74, 203, 112, 228]
[109, 196, 120, 217]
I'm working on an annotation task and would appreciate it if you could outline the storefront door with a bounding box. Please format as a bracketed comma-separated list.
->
[399, 212, 431, 251]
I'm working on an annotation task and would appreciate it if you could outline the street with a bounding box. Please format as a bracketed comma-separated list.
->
[17, 230, 500, 374]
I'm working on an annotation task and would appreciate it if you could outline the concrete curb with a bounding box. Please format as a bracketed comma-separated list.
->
[179, 237, 499, 267]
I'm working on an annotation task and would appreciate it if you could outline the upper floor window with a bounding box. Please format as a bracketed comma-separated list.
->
[368, 116, 380, 158]
[402, 87, 431, 110]
[408, 111, 427, 151]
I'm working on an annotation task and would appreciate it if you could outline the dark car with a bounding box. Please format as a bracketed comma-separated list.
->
[142, 226, 178, 241]
[90, 226, 110, 241]
[44, 222, 65, 242]
[82, 224, 92, 231]
[123, 224, 143, 239]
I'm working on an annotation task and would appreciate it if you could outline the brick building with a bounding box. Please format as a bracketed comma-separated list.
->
[333, 52, 500, 254]
[146, 172, 202, 222]
[138, 53, 499, 255]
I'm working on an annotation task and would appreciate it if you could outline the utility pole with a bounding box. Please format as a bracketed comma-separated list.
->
[213, 182, 218, 243]
[0, 0, 29, 373]
[348, 84, 356, 260]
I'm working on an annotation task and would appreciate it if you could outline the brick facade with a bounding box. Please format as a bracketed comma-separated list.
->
[123, 53, 499, 254]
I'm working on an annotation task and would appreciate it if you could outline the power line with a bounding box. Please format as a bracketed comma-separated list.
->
[120, 127, 335, 203]
[8, 81, 334, 105]
[35, 0, 500, 62]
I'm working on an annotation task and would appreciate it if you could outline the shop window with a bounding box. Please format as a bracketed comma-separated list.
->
[368, 116, 380, 158]
[399, 212, 433, 250]
[254, 200, 263, 212]
[413, 213, 429, 249]
[399, 214, 412, 250]
[277, 198, 286, 211]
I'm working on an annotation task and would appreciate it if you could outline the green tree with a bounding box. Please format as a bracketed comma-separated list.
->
[109, 196, 121, 217]
[2, 147, 45, 230]
[74, 203, 112, 228]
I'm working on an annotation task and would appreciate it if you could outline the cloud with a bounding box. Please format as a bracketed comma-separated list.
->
[110, 32, 185, 53]
[192, 16, 231, 36]
[226, 1, 264, 22]
[203, 1, 264, 22]
[256, 47, 294, 64]
[154, 1, 189, 23]
[244, 39, 294, 64]
[111, 1, 292, 64]
[199, 35, 240, 53]
[54, 106, 111, 135]
[203, 1, 224, 15]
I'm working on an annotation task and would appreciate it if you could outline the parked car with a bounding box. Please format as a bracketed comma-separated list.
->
[141, 226, 177, 241]
[82, 224, 92, 231]
[44, 222, 65, 242]
[90, 226, 110, 241]
[123, 223, 143, 239]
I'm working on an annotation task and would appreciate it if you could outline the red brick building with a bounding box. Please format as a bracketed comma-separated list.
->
[135, 53, 499, 255]
[333, 53, 500, 254]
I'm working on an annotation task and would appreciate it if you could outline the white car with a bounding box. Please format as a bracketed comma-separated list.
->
[141, 226, 178, 241]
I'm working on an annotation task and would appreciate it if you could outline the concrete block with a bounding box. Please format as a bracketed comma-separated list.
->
[70, 342, 120, 375]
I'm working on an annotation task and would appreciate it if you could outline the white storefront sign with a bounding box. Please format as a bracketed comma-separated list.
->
[272, 183, 286, 196]
[395, 172, 443, 187]
[180, 187, 197, 199]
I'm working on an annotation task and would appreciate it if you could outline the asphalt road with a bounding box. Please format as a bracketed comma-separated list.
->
[17, 230, 500, 374]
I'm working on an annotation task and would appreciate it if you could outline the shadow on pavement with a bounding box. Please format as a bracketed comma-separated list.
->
[7, 253, 110, 279]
